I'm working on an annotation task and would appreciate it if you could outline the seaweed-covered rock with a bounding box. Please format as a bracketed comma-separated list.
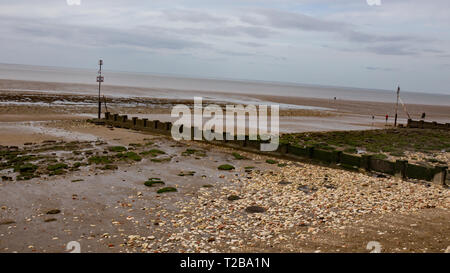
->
[218, 164, 235, 171]
[157, 187, 177, 194]
[144, 178, 165, 187]
[265, 159, 278, 164]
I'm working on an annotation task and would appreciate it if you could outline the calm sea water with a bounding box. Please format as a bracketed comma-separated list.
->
[1, 63, 450, 106]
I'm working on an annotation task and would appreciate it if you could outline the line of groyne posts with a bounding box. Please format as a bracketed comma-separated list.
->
[407, 119, 450, 130]
[99, 112, 449, 187]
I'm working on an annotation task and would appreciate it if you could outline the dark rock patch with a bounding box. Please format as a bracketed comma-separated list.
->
[245, 206, 266, 213]
[46, 209, 61, 215]
[227, 195, 241, 201]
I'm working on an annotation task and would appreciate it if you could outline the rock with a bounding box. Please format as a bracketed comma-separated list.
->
[227, 195, 241, 201]
[0, 220, 16, 225]
[245, 206, 266, 213]
[218, 164, 235, 171]
[298, 185, 318, 194]
[46, 209, 61, 215]
[323, 183, 336, 189]
[44, 218, 57, 223]
[278, 180, 292, 185]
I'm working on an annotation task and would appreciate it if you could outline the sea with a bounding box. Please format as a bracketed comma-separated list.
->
[1, 63, 450, 106]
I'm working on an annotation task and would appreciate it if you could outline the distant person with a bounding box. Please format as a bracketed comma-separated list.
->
[421, 112, 426, 119]
[385, 114, 389, 124]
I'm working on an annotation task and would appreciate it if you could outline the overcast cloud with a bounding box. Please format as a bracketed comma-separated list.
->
[0, 0, 449, 94]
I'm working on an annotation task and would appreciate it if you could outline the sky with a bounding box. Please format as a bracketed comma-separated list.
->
[0, 0, 449, 94]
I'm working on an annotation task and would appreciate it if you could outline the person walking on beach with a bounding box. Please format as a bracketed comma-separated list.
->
[385, 114, 389, 125]
[421, 112, 426, 119]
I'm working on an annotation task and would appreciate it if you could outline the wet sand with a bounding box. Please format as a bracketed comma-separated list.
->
[3, 78, 449, 134]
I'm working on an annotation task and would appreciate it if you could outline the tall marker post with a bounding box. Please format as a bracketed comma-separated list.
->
[97, 59, 104, 119]
[394, 86, 400, 127]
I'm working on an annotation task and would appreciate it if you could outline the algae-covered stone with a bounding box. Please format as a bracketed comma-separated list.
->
[232, 152, 245, 160]
[108, 146, 127, 152]
[157, 187, 177, 193]
[266, 159, 278, 164]
[218, 164, 235, 171]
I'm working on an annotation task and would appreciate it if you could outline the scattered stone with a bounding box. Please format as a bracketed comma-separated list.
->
[278, 180, 292, 185]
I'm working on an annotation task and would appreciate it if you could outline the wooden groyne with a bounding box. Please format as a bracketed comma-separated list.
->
[407, 119, 450, 130]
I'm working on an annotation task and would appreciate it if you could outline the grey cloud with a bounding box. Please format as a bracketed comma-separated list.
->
[2, 17, 209, 51]
[238, 41, 265, 47]
[177, 25, 275, 39]
[242, 9, 430, 56]
[242, 9, 349, 33]
[162, 9, 228, 24]
[365, 66, 393, 71]
[365, 45, 418, 56]
[343, 30, 422, 44]
[216, 50, 257, 57]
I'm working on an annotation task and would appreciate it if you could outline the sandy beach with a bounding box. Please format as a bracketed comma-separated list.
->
[0, 79, 449, 253]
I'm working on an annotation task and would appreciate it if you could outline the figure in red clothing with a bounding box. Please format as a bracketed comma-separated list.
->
[385, 114, 389, 125]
